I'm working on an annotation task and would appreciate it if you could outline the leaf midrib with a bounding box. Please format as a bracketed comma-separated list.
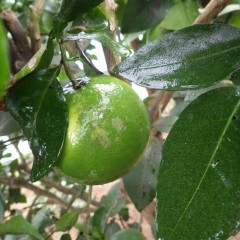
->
[124, 44, 240, 71]
[170, 96, 240, 238]
[29, 68, 59, 149]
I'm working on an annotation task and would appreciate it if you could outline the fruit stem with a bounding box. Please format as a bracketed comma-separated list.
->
[59, 42, 80, 89]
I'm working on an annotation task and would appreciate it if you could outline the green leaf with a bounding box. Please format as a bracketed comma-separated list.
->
[160, 0, 198, 30]
[9, 188, 26, 204]
[121, 0, 173, 33]
[57, 0, 104, 23]
[61, 233, 71, 240]
[0, 191, 5, 223]
[0, 20, 10, 100]
[157, 87, 240, 239]
[123, 139, 162, 212]
[56, 210, 79, 231]
[5, 68, 68, 182]
[65, 31, 131, 58]
[0, 215, 43, 240]
[114, 24, 240, 90]
[100, 182, 126, 217]
[109, 228, 146, 240]
[32, 208, 52, 231]
[104, 221, 121, 240]
[92, 207, 107, 236]
[70, 7, 108, 33]
[53, 0, 104, 38]
[12, 37, 54, 83]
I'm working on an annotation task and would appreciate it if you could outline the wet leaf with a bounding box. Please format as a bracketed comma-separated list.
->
[157, 87, 240, 239]
[5, 68, 68, 182]
[0, 215, 43, 240]
[123, 139, 162, 211]
[56, 210, 79, 231]
[65, 31, 131, 58]
[121, 0, 173, 33]
[114, 24, 240, 90]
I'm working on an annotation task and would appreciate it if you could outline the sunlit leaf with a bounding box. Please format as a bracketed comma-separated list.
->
[5, 67, 68, 181]
[157, 87, 240, 239]
[114, 24, 240, 90]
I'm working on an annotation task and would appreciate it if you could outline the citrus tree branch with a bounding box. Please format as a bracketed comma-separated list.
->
[28, 0, 45, 53]
[59, 42, 80, 89]
[2, 10, 32, 62]
[18, 163, 99, 207]
[194, 0, 231, 24]
[102, 0, 121, 72]
[0, 177, 76, 210]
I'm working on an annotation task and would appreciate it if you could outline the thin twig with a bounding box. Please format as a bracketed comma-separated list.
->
[59, 42, 80, 89]
[2, 10, 32, 62]
[28, 0, 45, 53]
[194, 0, 231, 24]
[0, 177, 77, 210]
[18, 163, 99, 207]
[102, 0, 121, 73]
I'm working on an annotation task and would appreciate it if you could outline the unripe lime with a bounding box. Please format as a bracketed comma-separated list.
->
[55, 75, 150, 185]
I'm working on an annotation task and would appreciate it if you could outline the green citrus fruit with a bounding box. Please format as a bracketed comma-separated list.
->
[55, 75, 150, 185]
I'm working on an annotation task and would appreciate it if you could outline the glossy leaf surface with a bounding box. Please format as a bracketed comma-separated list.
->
[123, 138, 162, 211]
[65, 31, 131, 58]
[121, 0, 173, 33]
[5, 68, 68, 182]
[0, 215, 42, 239]
[114, 24, 240, 90]
[157, 87, 240, 239]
